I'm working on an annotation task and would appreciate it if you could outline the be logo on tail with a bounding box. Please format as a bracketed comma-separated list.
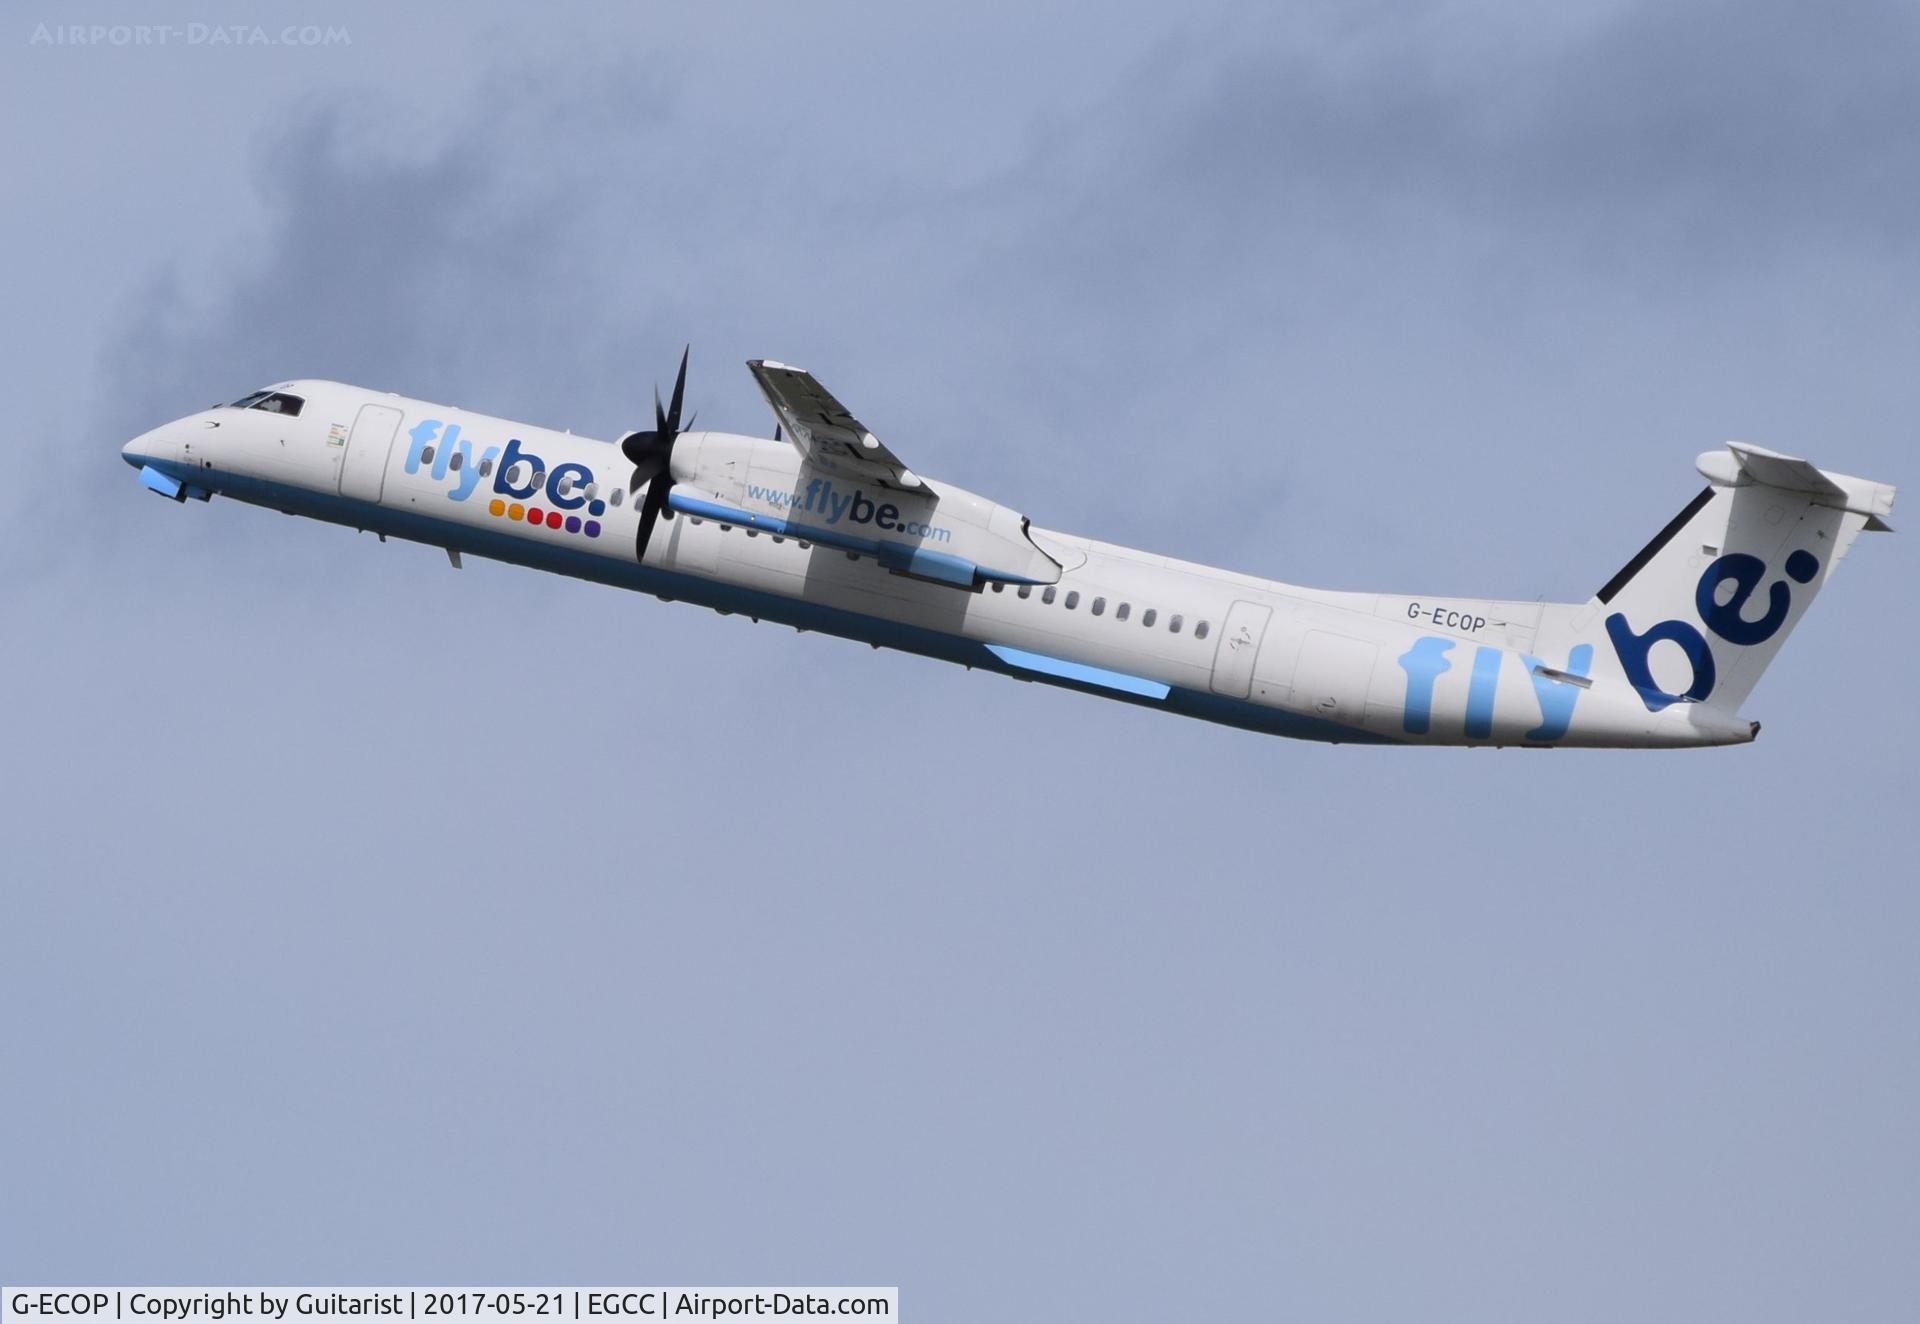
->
[1606, 550, 1821, 711]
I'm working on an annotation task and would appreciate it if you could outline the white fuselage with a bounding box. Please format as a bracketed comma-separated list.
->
[122, 379, 1760, 748]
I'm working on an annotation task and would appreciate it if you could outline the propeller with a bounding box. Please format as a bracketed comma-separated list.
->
[619, 345, 691, 562]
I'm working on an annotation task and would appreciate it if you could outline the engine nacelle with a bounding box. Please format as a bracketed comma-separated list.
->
[670, 431, 1062, 586]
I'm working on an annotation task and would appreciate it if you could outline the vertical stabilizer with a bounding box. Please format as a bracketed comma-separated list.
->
[1571, 444, 1893, 715]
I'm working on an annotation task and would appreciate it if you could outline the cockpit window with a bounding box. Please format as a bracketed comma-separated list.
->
[226, 390, 304, 417]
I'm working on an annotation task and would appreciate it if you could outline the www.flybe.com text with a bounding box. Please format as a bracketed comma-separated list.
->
[746, 480, 951, 542]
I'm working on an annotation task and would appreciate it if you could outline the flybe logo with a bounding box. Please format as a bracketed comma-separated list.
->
[406, 420, 606, 538]
[1605, 549, 1821, 711]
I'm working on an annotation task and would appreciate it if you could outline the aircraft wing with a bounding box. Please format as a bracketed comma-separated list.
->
[746, 359, 926, 493]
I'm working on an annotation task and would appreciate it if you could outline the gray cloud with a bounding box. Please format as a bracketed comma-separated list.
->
[1027, 0, 1920, 289]
[101, 70, 675, 442]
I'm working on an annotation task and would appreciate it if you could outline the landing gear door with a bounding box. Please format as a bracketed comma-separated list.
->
[339, 404, 403, 503]
[1209, 600, 1273, 698]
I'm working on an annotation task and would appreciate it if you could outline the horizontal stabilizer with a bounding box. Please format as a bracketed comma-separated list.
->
[1697, 442, 1896, 527]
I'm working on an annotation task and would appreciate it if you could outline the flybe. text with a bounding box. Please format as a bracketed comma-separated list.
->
[404, 421, 608, 517]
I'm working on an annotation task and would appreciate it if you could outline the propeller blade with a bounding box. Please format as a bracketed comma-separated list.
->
[635, 471, 671, 561]
[627, 346, 691, 562]
[666, 345, 689, 433]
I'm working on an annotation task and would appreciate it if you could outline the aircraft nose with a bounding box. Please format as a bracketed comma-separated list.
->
[123, 421, 181, 467]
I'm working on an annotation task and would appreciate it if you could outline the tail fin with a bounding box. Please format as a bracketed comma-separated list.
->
[1579, 443, 1895, 714]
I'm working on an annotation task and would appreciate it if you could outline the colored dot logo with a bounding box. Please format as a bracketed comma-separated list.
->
[487, 496, 599, 537]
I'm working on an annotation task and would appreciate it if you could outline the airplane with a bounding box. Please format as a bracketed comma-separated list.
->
[122, 351, 1896, 748]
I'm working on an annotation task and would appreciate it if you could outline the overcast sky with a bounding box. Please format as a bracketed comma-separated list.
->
[3, 2, 1916, 1320]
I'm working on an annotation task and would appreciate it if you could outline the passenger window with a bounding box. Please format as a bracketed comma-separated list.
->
[1142, 608, 1157, 627]
[991, 582, 1004, 593]
[478, 458, 493, 477]
[449, 451, 463, 472]
[1018, 585, 1032, 599]
[1194, 620, 1210, 640]
[1042, 587, 1057, 605]
[555, 474, 572, 496]
[1064, 591, 1079, 609]
[1169, 614, 1183, 633]
[530, 469, 546, 489]
[1116, 602, 1131, 621]
[609, 488, 623, 507]
[421, 445, 436, 466]
[1092, 597, 1105, 616]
